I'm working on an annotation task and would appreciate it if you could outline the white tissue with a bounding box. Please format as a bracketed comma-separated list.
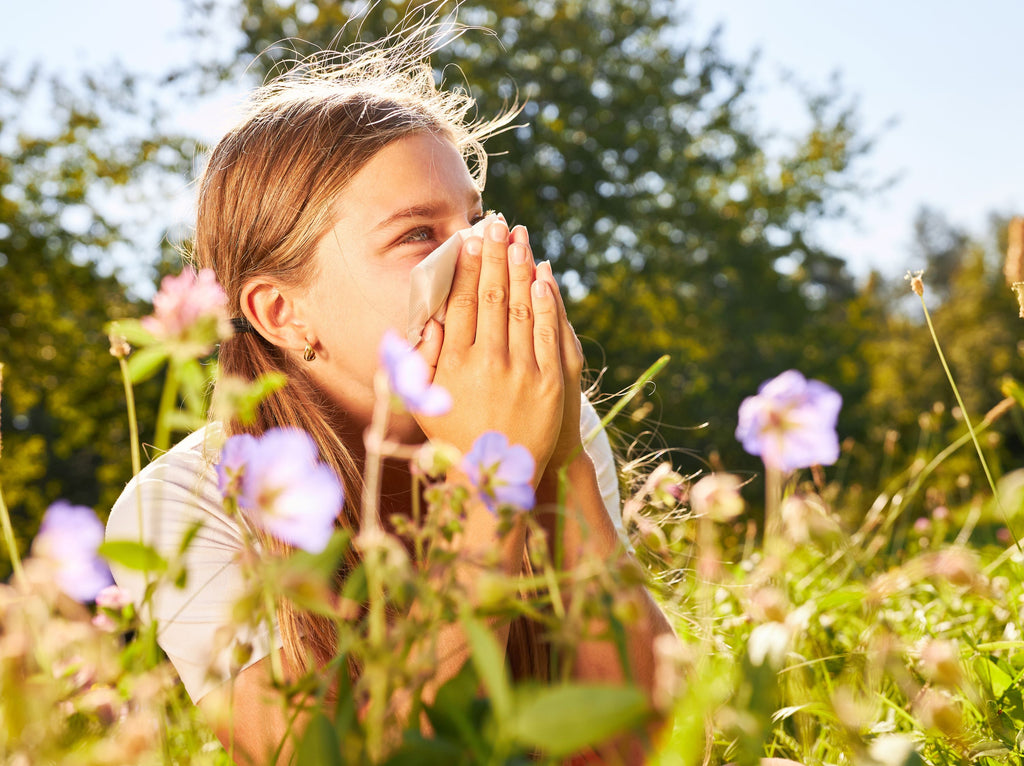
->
[405, 213, 501, 345]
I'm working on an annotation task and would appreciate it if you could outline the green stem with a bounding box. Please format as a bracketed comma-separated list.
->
[118, 356, 142, 478]
[0, 480, 24, 584]
[153, 361, 180, 453]
[916, 293, 1011, 544]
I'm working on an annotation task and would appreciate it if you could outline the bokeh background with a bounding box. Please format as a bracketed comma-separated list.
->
[2, 0, 1022, 573]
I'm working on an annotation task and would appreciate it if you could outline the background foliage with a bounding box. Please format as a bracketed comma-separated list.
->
[1, 0, 1021, 572]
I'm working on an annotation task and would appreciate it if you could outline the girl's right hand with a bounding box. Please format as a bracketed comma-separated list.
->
[414, 219, 565, 478]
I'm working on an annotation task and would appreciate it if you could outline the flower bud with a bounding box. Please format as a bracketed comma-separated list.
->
[690, 473, 744, 522]
[918, 639, 962, 687]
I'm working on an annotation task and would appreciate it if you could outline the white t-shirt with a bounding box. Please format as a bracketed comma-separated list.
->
[105, 397, 623, 704]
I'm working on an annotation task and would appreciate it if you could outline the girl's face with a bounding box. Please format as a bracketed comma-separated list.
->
[295, 131, 484, 432]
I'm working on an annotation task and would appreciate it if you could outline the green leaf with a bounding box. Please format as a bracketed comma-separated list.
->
[288, 530, 351, 582]
[426, 660, 488, 752]
[126, 346, 168, 383]
[507, 684, 650, 757]
[294, 712, 343, 766]
[461, 613, 513, 722]
[381, 734, 467, 766]
[98, 540, 168, 573]
[107, 318, 158, 347]
[975, 656, 1013, 699]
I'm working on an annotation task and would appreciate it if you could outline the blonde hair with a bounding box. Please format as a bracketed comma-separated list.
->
[193, 29, 546, 683]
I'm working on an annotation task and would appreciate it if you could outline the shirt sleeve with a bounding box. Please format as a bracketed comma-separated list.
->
[105, 430, 274, 704]
[578, 394, 629, 547]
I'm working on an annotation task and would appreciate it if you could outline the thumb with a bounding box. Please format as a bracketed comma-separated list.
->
[414, 319, 444, 379]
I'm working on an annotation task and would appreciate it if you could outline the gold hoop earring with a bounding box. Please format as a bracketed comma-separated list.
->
[303, 342, 316, 362]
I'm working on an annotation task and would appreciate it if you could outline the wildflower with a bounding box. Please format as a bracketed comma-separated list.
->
[32, 501, 114, 603]
[735, 370, 842, 472]
[689, 473, 744, 522]
[925, 547, 983, 589]
[142, 268, 229, 343]
[379, 330, 452, 415]
[747, 621, 791, 668]
[108, 331, 130, 359]
[461, 431, 536, 513]
[918, 638, 962, 687]
[912, 517, 932, 534]
[868, 734, 917, 766]
[216, 428, 343, 553]
[913, 688, 962, 735]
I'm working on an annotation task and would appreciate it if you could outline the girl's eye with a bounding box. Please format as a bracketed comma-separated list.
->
[401, 227, 433, 245]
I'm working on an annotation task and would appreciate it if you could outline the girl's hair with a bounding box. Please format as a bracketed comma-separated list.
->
[192, 28, 547, 682]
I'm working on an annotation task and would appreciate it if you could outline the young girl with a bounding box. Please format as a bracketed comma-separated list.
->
[106, 31, 672, 765]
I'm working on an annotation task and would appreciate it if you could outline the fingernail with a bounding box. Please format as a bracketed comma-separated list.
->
[532, 280, 548, 298]
[488, 220, 508, 242]
[539, 260, 554, 280]
[466, 237, 482, 255]
[509, 243, 528, 265]
[423, 322, 434, 342]
[511, 225, 529, 245]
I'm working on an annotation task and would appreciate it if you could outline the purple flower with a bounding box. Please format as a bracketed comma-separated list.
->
[735, 370, 842, 472]
[380, 330, 452, 415]
[32, 501, 114, 603]
[216, 428, 343, 553]
[461, 432, 536, 513]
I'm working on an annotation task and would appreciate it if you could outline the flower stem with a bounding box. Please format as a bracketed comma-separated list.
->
[0, 481, 24, 584]
[916, 293, 1011, 545]
[117, 356, 143, 479]
[0, 365, 24, 584]
[153, 361, 180, 453]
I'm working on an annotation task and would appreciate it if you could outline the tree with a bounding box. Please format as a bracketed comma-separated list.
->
[0, 69, 192, 576]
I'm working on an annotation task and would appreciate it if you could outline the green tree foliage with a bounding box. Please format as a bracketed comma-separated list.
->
[858, 210, 1023, 504]
[187, 0, 876, 472]
[0, 70, 191, 574]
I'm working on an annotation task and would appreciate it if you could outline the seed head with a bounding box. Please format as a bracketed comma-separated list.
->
[906, 270, 925, 297]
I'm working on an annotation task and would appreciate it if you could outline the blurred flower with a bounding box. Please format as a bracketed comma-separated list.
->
[461, 431, 536, 513]
[932, 505, 950, 522]
[141, 268, 229, 344]
[747, 621, 791, 668]
[414, 441, 461, 479]
[918, 639, 962, 687]
[868, 734, 917, 766]
[735, 370, 841, 472]
[779, 493, 838, 544]
[690, 473, 744, 522]
[997, 527, 1013, 545]
[32, 501, 114, 603]
[217, 428, 343, 553]
[913, 517, 932, 534]
[380, 330, 452, 415]
[925, 547, 983, 589]
[914, 688, 962, 735]
[95, 584, 131, 610]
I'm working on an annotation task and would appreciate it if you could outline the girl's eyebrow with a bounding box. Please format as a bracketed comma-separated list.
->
[371, 192, 483, 232]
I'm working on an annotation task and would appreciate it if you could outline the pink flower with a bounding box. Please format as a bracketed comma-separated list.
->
[142, 268, 228, 341]
[689, 473, 744, 522]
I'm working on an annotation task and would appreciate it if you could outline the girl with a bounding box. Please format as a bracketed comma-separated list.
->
[106, 29, 672, 765]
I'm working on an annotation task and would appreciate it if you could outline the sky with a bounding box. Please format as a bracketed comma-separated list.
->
[4, 0, 1023, 282]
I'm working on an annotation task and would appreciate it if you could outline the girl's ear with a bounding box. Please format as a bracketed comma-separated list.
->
[240, 279, 309, 351]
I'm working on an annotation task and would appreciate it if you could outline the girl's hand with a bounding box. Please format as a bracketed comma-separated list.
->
[515, 228, 585, 471]
[415, 219, 565, 477]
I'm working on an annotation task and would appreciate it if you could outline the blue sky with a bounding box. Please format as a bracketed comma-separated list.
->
[6, 1, 1023, 280]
